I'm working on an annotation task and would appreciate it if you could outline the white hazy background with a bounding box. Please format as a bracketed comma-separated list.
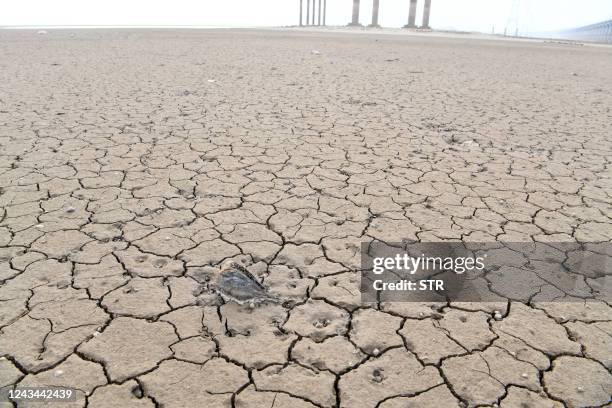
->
[1, 0, 611, 35]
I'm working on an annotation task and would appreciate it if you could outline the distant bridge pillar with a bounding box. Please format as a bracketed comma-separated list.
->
[306, 0, 310, 25]
[404, 0, 417, 28]
[299, 0, 303, 26]
[323, 0, 327, 25]
[312, 0, 316, 25]
[349, 0, 362, 26]
[369, 0, 381, 27]
[422, 0, 431, 29]
[318, 0, 322, 25]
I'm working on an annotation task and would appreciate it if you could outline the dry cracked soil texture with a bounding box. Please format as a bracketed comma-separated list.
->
[0, 29, 611, 408]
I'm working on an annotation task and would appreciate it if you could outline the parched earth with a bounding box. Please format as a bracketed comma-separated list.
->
[0, 29, 611, 407]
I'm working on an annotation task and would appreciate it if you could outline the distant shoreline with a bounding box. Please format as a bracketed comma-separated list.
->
[0, 25, 252, 29]
[1, 25, 609, 47]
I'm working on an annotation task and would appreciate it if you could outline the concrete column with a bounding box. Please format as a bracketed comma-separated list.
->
[348, 0, 361, 26]
[318, 0, 322, 25]
[306, 0, 310, 25]
[404, 0, 417, 28]
[323, 0, 327, 25]
[369, 0, 380, 27]
[421, 0, 431, 29]
[299, 0, 303, 26]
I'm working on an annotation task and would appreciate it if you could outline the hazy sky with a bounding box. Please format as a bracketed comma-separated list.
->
[2, 0, 611, 34]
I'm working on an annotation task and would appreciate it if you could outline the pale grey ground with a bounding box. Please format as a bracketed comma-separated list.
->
[0, 29, 611, 407]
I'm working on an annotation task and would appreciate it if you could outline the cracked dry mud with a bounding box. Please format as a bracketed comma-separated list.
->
[0, 29, 611, 408]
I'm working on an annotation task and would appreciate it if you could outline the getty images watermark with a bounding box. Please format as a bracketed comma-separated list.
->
[360, 241, 611, 303]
